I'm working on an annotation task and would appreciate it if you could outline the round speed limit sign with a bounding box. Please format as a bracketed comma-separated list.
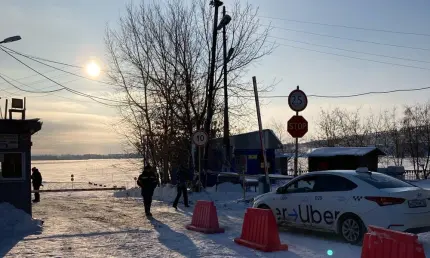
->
[288, 89, 308, 112]
[192, 130, 208, 146]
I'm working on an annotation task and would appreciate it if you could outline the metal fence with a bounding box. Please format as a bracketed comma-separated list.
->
[282, 169, 428, 181]
[39, 180, 137, 191]
[404, 170, 428, 181]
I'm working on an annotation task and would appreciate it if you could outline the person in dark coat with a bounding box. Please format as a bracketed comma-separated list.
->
[137, 164, 159, 217]
[173, 164, 190, 210]
[31, 167, 42, 203]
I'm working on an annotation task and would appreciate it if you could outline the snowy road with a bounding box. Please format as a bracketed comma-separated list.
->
[6, 187, 430, 257]
[6, 193, 215, 258]
[4, 191, 361, 258]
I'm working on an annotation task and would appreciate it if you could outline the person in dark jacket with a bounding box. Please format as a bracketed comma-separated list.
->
[31, 167, 42, 203]
[137, 164, 159, 217]
[172, 164, 190, 210]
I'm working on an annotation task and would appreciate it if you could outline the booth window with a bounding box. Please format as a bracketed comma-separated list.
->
[0, 153, 24, 180]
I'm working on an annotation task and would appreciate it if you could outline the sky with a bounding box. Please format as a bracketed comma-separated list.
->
[1, 0, 430, 155]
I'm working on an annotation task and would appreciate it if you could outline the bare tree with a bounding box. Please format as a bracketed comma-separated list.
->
[268, 118, 288, 144]
[378, 107, 405, 167]
[315, 107, 375, 147]
[403, 103, 430, 179]
[105, 0, 273, 182]
[314, 103, 430, 178]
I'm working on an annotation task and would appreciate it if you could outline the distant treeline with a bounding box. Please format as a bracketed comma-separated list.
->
[31, 153, 141, 160]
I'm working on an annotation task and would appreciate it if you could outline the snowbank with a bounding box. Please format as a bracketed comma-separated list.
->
[114, 182, 256, 203]
[0, 203, 43, 236]
[114, 184, 178, 201]
[208, 182, 243, 193]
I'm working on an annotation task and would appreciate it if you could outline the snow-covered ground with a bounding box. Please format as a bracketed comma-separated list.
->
[3, 159, 430, 257]
[3, 185, 363, 257]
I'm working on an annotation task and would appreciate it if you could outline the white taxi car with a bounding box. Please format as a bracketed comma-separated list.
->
[252, 168, 430, 244]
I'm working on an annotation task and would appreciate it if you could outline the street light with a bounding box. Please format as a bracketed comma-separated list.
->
[204, 0, 224, 171]
[217, 14, 231, 30]
[218, 6, 233, 171]
[0, 35, 22, 44]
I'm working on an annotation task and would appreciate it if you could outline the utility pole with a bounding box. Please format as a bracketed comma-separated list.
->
[222, 6, 230, 170]
[204, 0, 223, 168]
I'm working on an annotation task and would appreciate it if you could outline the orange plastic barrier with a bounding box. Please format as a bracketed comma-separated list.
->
[186, 200, 225, 234]
[361, 225, 426, 258]
[234, 208, 288, 252]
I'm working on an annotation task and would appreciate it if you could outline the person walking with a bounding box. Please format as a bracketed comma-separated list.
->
[173, 164, 190, 210]
[31, 167, 42, 203]
[137, 164, 159, 217]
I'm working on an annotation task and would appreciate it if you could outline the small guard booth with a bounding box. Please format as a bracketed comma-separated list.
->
[307, 146, 386, 172]
[206, 129, 283, 186]
[0, 118, 42, 215]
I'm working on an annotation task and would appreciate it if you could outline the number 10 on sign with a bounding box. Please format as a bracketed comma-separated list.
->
[192, 131, 208, 187]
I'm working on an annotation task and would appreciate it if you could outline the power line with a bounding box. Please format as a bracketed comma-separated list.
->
[5, 40, 430, 87]
[0, 72, 87, 102]
[0, 72, 64, 93]
[261, 24, 430, 52]
[238, 85, 430, 99]
[4, 46, 428, 101]
[269, 40, 430, 71]
[0, 85, 15, 96]
[0, 71, 80, 93]
[0, 66, 73, 87]
[265, 34, 430, 64]
[2, 46, 117, 87]
[0, 47, 206, 108]
[2, 49, 82, 70]
[0, 46, 125, 106]
[258, 15, 430, 37]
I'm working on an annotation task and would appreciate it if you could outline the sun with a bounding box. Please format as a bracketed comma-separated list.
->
[86, 61, 101, 77]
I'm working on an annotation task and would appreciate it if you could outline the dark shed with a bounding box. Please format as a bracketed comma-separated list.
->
[307, 147, 386, 172]
[0, 118, 42, 215]
[205, 129, 282, 186]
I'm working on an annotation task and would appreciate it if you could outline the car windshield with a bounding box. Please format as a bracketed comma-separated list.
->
[354, 172, 415, 189]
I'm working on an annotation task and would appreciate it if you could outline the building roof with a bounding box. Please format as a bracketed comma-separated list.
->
[275, 152, 308, 158]
[307, 146, 386, 157]
[211, 129, 283, 150]
[0, 118, 43, 135]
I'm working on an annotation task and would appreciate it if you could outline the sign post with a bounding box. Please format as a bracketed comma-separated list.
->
[192, 130, 208, 189]
[252, 76, 270, 189]
[288, 86, 308, 177]
[240, 155, 247, 200]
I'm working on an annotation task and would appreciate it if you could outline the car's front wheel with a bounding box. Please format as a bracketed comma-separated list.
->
[338, 214, 366, 245]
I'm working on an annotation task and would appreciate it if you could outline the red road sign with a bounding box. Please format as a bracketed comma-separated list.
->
[287, 115, 308, 138]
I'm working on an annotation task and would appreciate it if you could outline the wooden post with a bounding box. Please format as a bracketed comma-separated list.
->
[242, 168, 246, 200]
[252, 76, 270, 189]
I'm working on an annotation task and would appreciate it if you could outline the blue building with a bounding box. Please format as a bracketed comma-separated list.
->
[0, 118, 42, 215]
[205, 129, 282, 186]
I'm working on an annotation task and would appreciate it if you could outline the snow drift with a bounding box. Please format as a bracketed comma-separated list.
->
[114, 182, 256, 203]
[0, 202, 43, 236]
